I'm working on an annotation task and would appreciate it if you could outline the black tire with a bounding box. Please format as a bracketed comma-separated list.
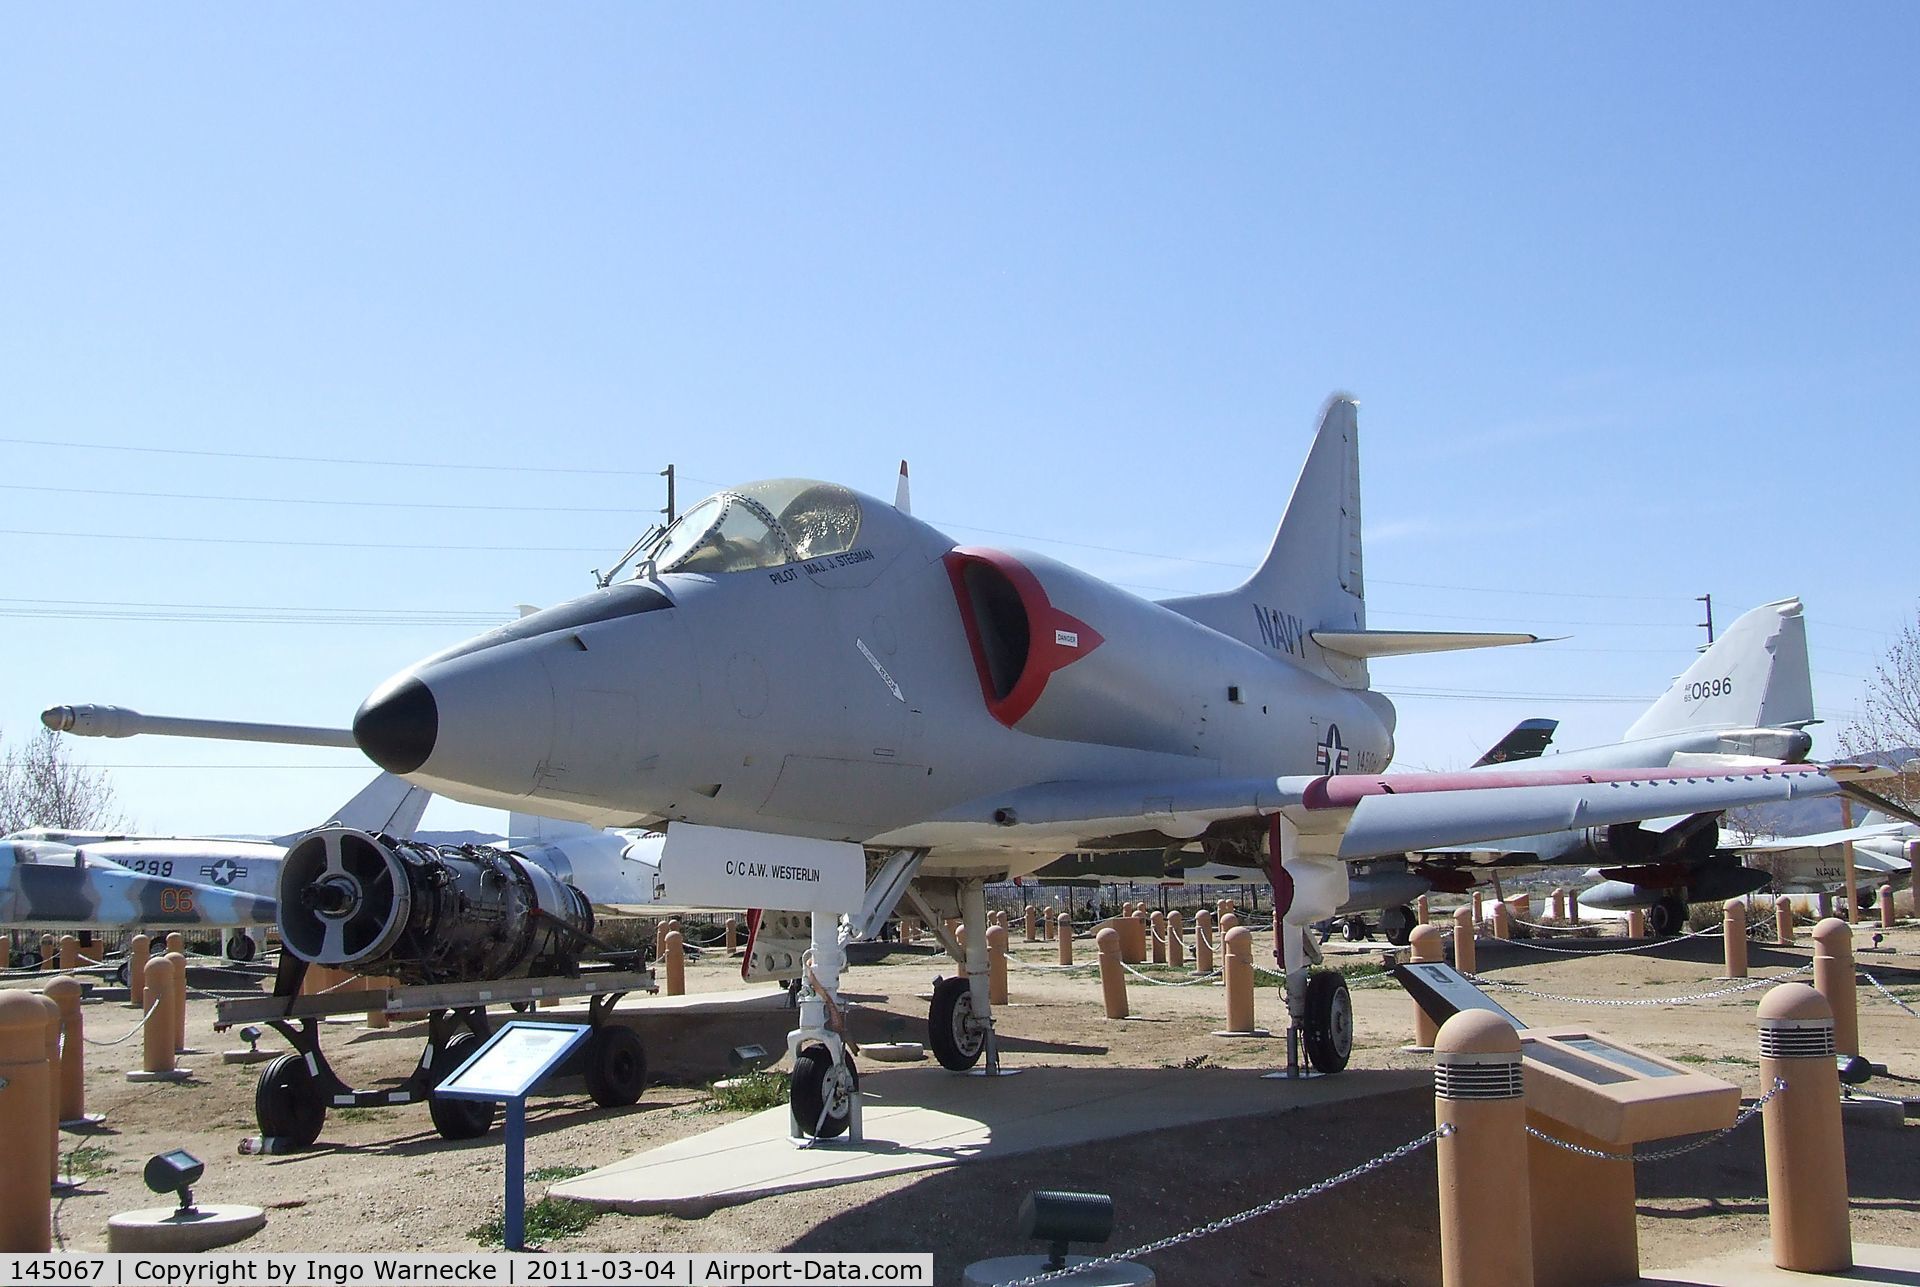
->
[1649, 896, 1689, 938]
[225, 933, 257, 963]
[114, 958, 131, 987]
[789, 1045, 858, 1139]
[1341, 918, 1365, 942]
[583, 1026, 648, 1108]
[927, 975, 986, 1071]
[1303, 971, 1353, 1075]
[255, 1053, 327, 1148]
[1383, 907, 1414, 947]
[427, 1032, 496, 1140]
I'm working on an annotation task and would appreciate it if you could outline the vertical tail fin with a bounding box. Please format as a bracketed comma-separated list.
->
[295, 772, 433, 839]
[1623, 597, 1814, 740]
[1161, 395, 1369, 686]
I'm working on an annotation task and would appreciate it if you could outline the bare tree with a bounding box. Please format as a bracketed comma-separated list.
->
[0, 727, 125, 834]
[1838, 608, 1920, 813]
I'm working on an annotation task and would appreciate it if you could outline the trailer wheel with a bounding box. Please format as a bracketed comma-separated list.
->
[1303, 971, 1353, 1075]
[428, 1032, 496, 1140]
[583, 1026, 648, 1108]
[255, 1053, 326, 1148]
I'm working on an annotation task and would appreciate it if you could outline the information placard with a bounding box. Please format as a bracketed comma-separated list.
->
[438, 1021, 591, 1101]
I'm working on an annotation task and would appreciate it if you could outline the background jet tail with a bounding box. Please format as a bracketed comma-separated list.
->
[315, 773, 433, 838]
[1473, 718, 1559, 767]
[1161, 395, 1370, 687]
[1623, 597, 1814, 741]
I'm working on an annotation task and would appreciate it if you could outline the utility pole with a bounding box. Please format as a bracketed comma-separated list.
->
[661, 465, 676, 524]
[1696, 594, 1714, 651]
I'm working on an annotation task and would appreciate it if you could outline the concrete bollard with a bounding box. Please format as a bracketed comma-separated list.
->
[1568, 890, 1581, 924]
[0, 993, 54, 1250]
[1452, 907, 1476, 976]
[1492, 902, 1512, 941]
[57, 935, 78, 973]
[43, 976, 85, 1125]
[1811, 918, 1858, 1059]
[1168, 911, 1186, 970]
[1222, 926, 1255, 1034]
[653, 920, 668, 962]
[1095, 927, 1128, 1019]
[1776, 897, 1795, 945]
[165, 931, 184, 958]
[128, 933, 151, 1009]
[168, 951, 188, 1053]
[987, 925, 1008, 1006]
[1724, 899, 1749, 978]
[1195, 909, 1215, 975]
[1056, 914, 1073, 965]
[40, 933, 55, 970]
[37, 995, 59, 1185]
[136, 957, 176, 1078]
[1550, 888, 1567, 920]
[1757, 983, 1851, 1273]
[1126, 910, 1150, 965]
[1625, 910, 1645, 941]
[1216, 898, 1231, 925]
[1416, 894, 1430, 925]
[1880, 886, 1895, 930]
[1409, 926, 1444, 1048]
[1434, 1011, 1532, 1287]
[1024, 905, 1038, 942]
[1149, 911, 1167, 965]
[664, 931, 685, 996]
[1218, 910, 1240, 939]
[725, 917, 739, 955]
[1471, 892, 1484, 929]
[1817, 893, 1833, 919]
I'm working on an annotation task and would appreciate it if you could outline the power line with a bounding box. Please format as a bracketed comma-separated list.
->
[0, 481, 647, 515]
[0, 527, 602, 554]
[0, 435, 655, 477]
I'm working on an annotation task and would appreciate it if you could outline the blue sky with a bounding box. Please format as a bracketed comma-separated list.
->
[3, 6, 1914, 835]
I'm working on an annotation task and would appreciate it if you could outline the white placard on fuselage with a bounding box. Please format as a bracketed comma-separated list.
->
[659, 822, 866, 913]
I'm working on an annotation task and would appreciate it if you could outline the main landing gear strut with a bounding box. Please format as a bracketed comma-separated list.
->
[924, 877, 1012, 1076]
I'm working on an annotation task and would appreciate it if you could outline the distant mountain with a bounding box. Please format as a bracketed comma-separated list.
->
[415, 829, 505, 847]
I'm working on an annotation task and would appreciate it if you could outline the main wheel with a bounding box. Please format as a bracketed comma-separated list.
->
[583, 1026, 648, 1107]
[927, 975, 986, 1071]
[255, 1053, 327, 1148]
[1649, 895, 1689, 938]
[1303, 971, 1353, 1075]
[225, 932, 257, 963]
[1381, 906, 1415, 947]
[427, 1031, 496, 1140]
[789, 1045, 859, 1139]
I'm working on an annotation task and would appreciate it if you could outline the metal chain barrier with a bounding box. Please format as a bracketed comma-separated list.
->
[1526, 1079, 1786, 1162]
[1466, 963, 1811, 1006]
[1859, 969, 1920, 1020]
[1118, 960, 1220, 987]
[82, 998, 162, 1046]
[992, 1124, 1452, 1287]
[1490, 925, 1725, 956]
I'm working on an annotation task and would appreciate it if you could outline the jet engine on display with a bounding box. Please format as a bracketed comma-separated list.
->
[278, 826, 596, 984]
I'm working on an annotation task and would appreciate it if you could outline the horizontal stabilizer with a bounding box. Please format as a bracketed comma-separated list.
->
[1310, 630, 1549, 660]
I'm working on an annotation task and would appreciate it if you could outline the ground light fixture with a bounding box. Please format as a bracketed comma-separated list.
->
[143, 1149, 205, 1215]
[1018, 1190, 1114, 1270]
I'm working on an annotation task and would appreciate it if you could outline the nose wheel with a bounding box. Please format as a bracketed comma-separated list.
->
[790, 1044, 860, 1140]
[927, 975, 987, 1071]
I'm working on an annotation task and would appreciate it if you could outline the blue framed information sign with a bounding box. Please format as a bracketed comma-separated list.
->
[436, 1021, 593, 1251]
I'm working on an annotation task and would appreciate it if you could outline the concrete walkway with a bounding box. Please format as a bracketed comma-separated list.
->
[553, 1063, 1428, 1213]
[1640, 1243, 1920, 1285]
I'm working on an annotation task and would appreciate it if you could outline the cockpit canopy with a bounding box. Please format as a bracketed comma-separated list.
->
[643, 479, 865, 576]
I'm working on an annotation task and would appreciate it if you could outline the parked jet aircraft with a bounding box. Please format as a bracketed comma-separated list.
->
[1582, 815, 1916, 915]
[48, 395, 1889, 1137]
[2, 769, 430, 960]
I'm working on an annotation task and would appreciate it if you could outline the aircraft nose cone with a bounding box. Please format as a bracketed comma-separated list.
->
[353, 676, 438, 775]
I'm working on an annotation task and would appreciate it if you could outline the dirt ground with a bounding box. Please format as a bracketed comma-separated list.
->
[14, 914, 1920, 1285]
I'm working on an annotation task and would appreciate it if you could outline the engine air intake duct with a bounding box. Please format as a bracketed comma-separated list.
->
[279, 826, 593, 985]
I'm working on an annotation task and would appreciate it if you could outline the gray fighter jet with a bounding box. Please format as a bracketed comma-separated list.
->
[50, 395, 1891, 1136]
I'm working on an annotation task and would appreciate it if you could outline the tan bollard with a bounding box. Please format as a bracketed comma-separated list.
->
[43, 976, 85, 1125]
[1471, 892, 1485, 928]
[987, 925, 1008, 1006]
[40, 933, 55, 970]
[1408, 925, 1444, 1048]
[1434, 1011, 1533, 1287]
[1095, 927, 1128, 1019]
[1195, 908, 1215, 975]
[664, 931, 685, 996]
[0, 992, 54, 1250]
[1568, 889, 1581, 924]
[127, 933, 150, 1010]
[1724, 899, 1749, 978]
[37, 995, 59, 1185]
[1811, 918, 1858, 1059]
[1492, 902, 1512, 941]
[1625, 909, 1646, 940]
[1758, 982, 1851, 1273]
[1149, 911, 1167, 965]
[1880, 885, 1896, 930]
[1416, 894, 1430, 925]
[1216, 898, 1230, 925]
[1776, 896, 1795, 945]
[1056, 913, 1073, 965]
[57, 934, 78, 973]
[1168, 911, 1186, 970]
[168, 951, 188, 1053]
[1024, 905, 1038, 942]
[165, 931, 184, 957]
[726, 916, 739, 954]
[1452, 906, 1476, 975]
[1126, 910, 1149, 965]
[136, 957, 176, 1078]
[1222, 926, 1256, 1034]
[653, 920, 668, 962]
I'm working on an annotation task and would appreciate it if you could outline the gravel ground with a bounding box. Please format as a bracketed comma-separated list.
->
[13, 914, 1919, 1285]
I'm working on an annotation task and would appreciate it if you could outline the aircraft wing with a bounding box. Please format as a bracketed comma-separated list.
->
[1731, 822, 1913, 854]
[902, 763, 1880, 860]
